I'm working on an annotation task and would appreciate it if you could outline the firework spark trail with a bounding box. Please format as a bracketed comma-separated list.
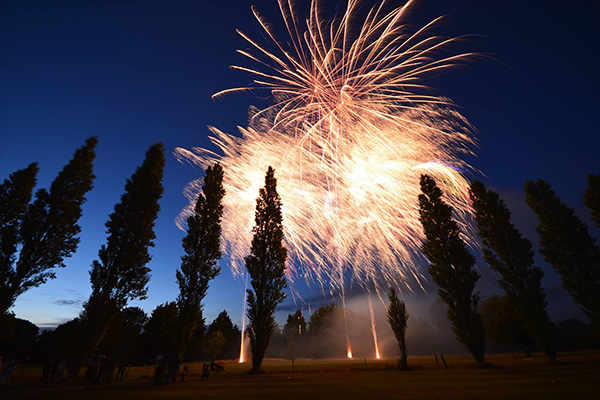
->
[368, 289, 381, 359]
[176, 0, 478, 336]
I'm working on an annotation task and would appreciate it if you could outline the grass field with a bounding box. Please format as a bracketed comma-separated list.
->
[3, 352, 599, 399]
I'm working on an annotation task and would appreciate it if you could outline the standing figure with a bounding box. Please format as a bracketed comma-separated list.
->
[153, 352, 166, 384]
[1, 355, 16, 385]
[40, 359, 52, 386]
[115, 357, 128, 382]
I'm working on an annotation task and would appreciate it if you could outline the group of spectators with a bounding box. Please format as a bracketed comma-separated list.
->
[0, 352, 223, 387]
[83, 355, 128, 384]
[39, 356, 69, 386]
[153, 352, 183, 384]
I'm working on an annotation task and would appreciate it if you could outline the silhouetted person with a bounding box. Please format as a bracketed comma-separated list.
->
[52, 357, 66, 386]
[105, 357, 115, 382]
[153, 352, 166, 384]
[84, 355, 95, 381]
[40, 359, 52, 386]
[1, 354, 16, 385]
[67, 357, 79, 380]
[180, 365, 189, 383]
[166, 353, 181, 384]
[115, 357, 127, 382]
[94, 356, 106, 383]
[210, 360, 223, 372]
[201, 363, 210, 380]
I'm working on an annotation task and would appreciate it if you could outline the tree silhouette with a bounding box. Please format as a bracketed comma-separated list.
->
[308, 302, 345, 358]
[470, 180, 556, 361]
[525, 179, 600, 342]
[207, 311, 241, 360]
[82, 142, 165, 355]
[0, 138, 97, 314]
[96, 306, 148, 359]
[481, 295, 533, 356]
[176, 163, 225, 355]
[418, 174, 485, 366]
[142, 302, 179, 355]
[583, 174, 600, 229]
[283, 309, 307, 358]
[387, 287, 409, 369]
[245, 166, 288, 373]
[205, 330, 226, 362]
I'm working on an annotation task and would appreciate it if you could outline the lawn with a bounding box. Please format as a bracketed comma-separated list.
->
[4, 352, 599, 399]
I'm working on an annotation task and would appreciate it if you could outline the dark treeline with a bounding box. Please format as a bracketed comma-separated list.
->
[1, 135, 598, 375]
[3, 299, 594, 370]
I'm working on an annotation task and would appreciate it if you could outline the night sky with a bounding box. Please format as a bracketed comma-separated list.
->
[1, 0, 598, 330]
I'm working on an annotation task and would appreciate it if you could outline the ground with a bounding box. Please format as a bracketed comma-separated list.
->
[3, 352, 599, 399]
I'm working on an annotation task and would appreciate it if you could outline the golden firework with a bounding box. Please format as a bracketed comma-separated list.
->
[176, 0, 478, 297]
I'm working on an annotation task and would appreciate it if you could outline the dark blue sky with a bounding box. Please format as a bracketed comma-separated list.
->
[1, 0, 598, 329]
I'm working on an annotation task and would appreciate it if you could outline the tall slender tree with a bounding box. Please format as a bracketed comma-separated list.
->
[525, 179, 600, 338]
[245, 166, 288, 373]
[0, 163, 39, 232]
[176, 163, 225, 355]
[387, 287, 409, 369]
[82, 142, 165, 354]
[470, 180, 556, 361]
[0, 138, 97, 315]
[583, 174, 600, 229]
[0, 163, 39, 314]
[418, 174, 485, 366]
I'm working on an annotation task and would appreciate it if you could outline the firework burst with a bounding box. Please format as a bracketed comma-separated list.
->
[176, 0, 477, 298]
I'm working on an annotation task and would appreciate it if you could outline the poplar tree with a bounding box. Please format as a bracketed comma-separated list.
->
[82, 142, 165, 353]
[176, 163, 225, 355]
[387, 287, 409, 369]
[0, 163, 39, 310]
[583, 174, 600, 229]
[246, 166, 288, 373]
[525, 179, 600, 338]
[418, 174, 485, 366]
[0, 138, 97, 314]
[470, 180, 556, 361]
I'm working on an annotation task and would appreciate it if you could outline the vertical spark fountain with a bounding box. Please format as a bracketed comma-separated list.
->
[368, 290, 381, 359]
[239, 272, 249, 363]
[340, 288, 353, 359]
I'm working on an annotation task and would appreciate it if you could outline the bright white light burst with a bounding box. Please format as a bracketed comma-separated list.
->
[175, 0, 478, 297]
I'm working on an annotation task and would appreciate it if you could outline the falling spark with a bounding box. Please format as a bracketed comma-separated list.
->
[176, 0, 477, 314]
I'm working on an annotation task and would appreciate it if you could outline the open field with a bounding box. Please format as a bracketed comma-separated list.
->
[3, 352, 599, 399]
